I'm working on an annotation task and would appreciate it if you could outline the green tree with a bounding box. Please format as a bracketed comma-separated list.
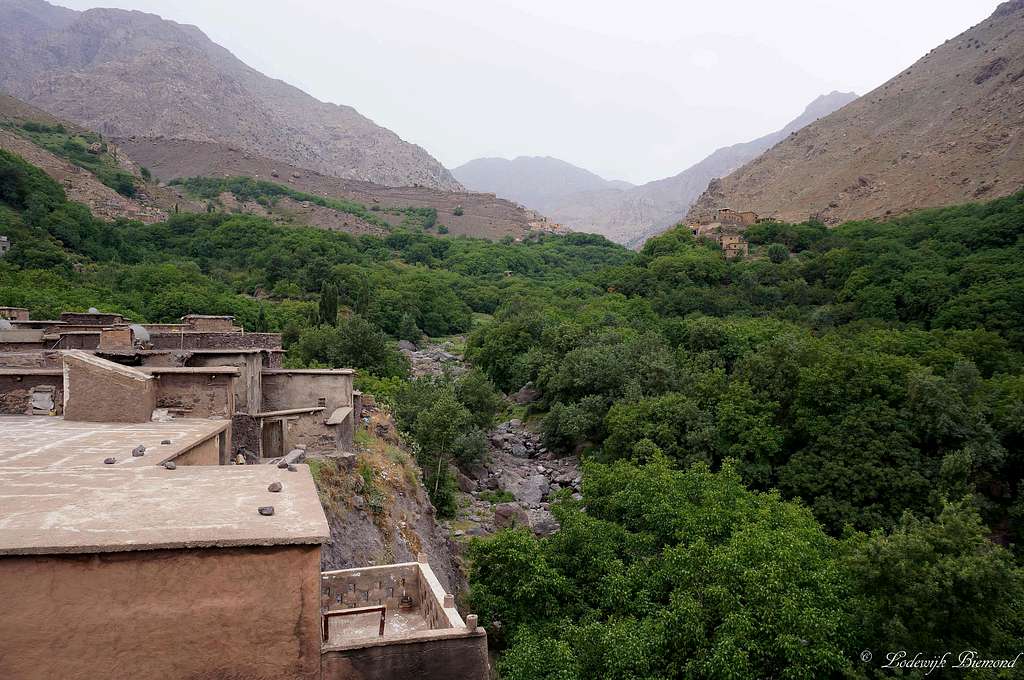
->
[290, 316, 408, 378]
[766, 242, 789, 263]
[411, 390, 474, 515]
[318, 281, 339, 326]
[845, 500, 1024, 655]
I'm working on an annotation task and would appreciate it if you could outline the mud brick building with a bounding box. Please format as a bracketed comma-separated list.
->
[0, 309, 488, 679]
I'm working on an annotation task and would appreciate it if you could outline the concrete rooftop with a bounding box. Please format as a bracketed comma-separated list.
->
[0, 416, 229, 470]
[0, 464, 330, 555]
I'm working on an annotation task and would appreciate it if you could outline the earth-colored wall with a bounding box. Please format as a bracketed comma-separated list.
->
[0, 544, 323, 680]
[261, 372, 353, 415]
[171, 432, 224, 466]
[0, 374, 62, 414]
[322, 630, 490, 680]
[63, 353, 156, 423]
[191, 352, 262, 414]
[148, 332, 282, 351]
[154, 372, 235, 419]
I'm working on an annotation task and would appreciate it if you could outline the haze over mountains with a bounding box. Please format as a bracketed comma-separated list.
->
[689, 0, 1024, 224]
[454, 92, 857, 246]
[0, 0, 461, 190]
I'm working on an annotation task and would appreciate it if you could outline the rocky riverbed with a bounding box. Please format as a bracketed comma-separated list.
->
[397, 339, 582, 540]
[446, 418, 581, 540]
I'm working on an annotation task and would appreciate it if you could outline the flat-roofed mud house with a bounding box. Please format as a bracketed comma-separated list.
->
[0, 311, 488, 679]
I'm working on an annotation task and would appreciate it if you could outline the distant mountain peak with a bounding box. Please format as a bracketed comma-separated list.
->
[453, 92, 856, 246]
[451, 156, 631, 212]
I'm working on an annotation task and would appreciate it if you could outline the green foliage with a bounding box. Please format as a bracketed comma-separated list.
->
[471, 459, 857, 678]
[845, 500, 1024, 657]
[401, 206, 438, 231]
[289, 316, 409, 378]
[454, 368, 503, 430]
[318, 281, 339, 326]
[9, 122, 137, 196]
[471, 459, 1024, 679]
[766, 242, 790, 263]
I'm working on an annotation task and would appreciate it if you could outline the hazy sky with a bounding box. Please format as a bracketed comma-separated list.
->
[59, 0, 994, 184]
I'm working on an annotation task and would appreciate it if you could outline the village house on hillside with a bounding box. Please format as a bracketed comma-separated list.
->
[688, 207, 755, 259]
[0, 310, 489, 680]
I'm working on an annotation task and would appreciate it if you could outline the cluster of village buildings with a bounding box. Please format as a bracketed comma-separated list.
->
[0, 307, 487, 680]
[687, 208, 768, 259]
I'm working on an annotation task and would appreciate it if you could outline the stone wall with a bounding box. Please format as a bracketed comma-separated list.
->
[0, 307, 29, 321]
[231, 413, 260, 458]
[183, 315, 237, 332]
[148, 332, 282, 351]
[59, 312, 125, 325]
[52, 332, 100, 350]
[0, 544, 322, 680]
[0, 374, 62, 415]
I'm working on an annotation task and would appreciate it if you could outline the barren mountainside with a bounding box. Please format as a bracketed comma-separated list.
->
[688, 0, 1024, 224]
[0, 0, 461, 191]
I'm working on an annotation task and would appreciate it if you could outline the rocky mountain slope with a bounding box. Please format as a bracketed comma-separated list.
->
[452, 156, 633, 214]
[0, 90, 541, 240]
[117, 136, 547, 241]
[0, 0, 460, 191]
[688, 1, 1024, 224]
[0, 93, 173, 222]
[453, 93, 855, 246]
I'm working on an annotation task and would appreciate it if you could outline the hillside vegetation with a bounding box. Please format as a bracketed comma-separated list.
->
[2, 146, 1023, 677]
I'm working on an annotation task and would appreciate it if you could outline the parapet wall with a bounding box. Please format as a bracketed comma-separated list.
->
[320, 560, 488, 679]
[321, 631, 489, 680]
[148, 332, 282, 351]
[62, 352, 156, 423]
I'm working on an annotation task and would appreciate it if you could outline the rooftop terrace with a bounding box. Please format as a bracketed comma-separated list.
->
[0, 464, 329, 555]
[0, 416, 229, 469]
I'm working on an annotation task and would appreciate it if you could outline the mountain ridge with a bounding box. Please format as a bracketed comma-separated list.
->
[687, 1, 1024, 224]
[0, 0, 461, 191]
[452, 155, 632, 214]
